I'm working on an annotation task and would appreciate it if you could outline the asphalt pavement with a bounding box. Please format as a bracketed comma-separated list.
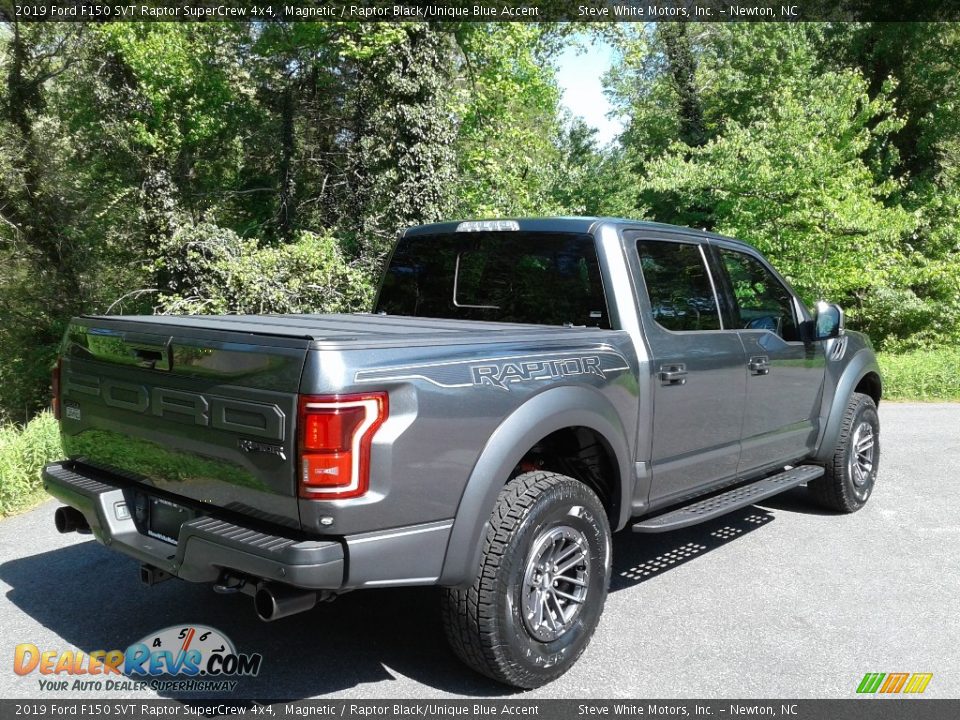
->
[1, 403, 958, 700]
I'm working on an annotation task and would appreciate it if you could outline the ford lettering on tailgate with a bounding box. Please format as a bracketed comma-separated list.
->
[64, 373, 285, 441]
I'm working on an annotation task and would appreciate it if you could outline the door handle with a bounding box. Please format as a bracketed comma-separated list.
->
[659, 364, 688, 386]
[748, 356, 770, 375]
[131, 348, 164, 368]
[124, 337, 172, 371]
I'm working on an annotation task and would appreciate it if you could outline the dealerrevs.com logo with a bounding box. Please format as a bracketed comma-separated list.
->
[13, 625, 263, 693]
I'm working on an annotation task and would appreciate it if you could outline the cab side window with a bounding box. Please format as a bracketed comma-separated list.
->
[717, 247, 799, 341]
[636, 240, 722, 332]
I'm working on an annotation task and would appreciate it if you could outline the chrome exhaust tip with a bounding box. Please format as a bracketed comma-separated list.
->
[254, 583, 318, 622]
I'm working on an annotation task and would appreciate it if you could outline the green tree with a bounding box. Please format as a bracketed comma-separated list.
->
[452, 24, 565, 218]
[344, 23, 458, 264]
[154, 223, 372, 316]
[642, 69, 914, 310]
[823, 23, 960, 349]
[0, 23, 87, 422]
[549, 117, 636, 217]
[608, 24, 921, 342]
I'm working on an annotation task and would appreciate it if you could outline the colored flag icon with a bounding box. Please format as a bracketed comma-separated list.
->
[857, 672, 932, 694]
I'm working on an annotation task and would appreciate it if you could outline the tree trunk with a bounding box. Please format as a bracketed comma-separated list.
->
[661, 24, 706, 148]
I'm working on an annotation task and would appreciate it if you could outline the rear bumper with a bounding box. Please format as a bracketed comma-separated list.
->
[42, 462, 345, 590]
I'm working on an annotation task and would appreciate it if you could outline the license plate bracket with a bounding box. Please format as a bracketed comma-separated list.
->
[147, 497, 193, 545]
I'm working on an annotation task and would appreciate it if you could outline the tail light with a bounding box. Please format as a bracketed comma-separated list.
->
[51, 358, 62, 420]
[297, 393, 388, 499]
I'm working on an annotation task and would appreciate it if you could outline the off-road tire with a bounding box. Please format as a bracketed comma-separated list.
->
[441, 471, 612, 689]
[809, 392, 880, 513]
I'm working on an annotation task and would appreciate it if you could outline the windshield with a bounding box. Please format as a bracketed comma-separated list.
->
[375, 232, 610, 328]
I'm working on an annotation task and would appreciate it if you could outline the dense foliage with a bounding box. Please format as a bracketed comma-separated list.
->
[606, 23, 960, 351]
[0, 411, 60, 515]
[0, 22, 569, 421]
[1, 21, 959, 423]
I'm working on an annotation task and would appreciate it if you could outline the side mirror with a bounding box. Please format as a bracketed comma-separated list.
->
[814, 301, 844, 340]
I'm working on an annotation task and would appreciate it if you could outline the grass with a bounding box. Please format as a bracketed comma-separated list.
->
[877, 348, 960, 401]
[0, 411, 62, 517]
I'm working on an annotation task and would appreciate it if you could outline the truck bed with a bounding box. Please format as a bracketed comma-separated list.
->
[59, 312, 619, 532]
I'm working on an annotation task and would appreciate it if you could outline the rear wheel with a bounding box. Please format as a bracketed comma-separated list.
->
[442, 471, 611, 688]
[810, 392, 880, 513]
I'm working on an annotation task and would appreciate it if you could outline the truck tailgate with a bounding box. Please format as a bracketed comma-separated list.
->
[58, 317, 310, 529]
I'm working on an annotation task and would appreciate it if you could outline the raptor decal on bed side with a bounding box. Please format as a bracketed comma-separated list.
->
[354, 350, 630, 390]
[471, 356, 605, 390]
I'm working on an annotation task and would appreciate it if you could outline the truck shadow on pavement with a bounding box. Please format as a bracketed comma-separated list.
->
[753, 485, 843, 516]
[609, 505, 776, 592]
[1, 494, 818, 699]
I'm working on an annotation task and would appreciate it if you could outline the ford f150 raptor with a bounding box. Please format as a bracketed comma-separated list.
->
[44, 217, 882, 688]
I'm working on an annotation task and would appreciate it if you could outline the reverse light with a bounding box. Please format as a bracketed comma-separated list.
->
[51, 358, 62, 420]
[297, 393, 388, 499]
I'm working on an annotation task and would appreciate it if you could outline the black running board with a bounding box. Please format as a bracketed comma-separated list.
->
[631, 465, 824, 534]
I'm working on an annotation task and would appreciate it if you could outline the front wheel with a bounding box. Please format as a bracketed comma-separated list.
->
[442, 471, 612, 688]
[809, 392, 880, 513]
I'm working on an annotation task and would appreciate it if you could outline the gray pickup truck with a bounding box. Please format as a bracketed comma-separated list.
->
[44, 217, 881, 688]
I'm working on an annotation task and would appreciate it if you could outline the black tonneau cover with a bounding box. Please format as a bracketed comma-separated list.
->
[81, 313, 611, 349]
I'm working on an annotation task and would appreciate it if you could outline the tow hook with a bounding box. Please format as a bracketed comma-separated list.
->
[213, 572, 248, 595]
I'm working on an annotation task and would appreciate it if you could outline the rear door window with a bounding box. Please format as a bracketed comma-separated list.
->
[635, 240, 722, 331]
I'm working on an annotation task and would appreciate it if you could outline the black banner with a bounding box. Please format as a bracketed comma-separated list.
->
[3, 0, 960, 23]
[1, 700, 959, 720]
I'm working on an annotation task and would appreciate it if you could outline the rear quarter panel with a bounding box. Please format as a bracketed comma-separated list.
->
[296, 333, 641, 541]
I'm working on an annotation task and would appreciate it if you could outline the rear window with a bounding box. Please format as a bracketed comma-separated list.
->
[376, 232, 610, 328]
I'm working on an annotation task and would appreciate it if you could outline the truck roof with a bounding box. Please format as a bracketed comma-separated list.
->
[402, 217, 756, 250]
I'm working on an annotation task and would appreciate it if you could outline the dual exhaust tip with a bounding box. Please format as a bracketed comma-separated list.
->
[143, 565, 319, 621]
[213, 570, 323, 622]
[54, 506, 90, 534]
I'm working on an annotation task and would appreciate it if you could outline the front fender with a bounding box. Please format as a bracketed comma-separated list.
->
[438, 384, 632, 587]
[813, 345, 882, 463]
